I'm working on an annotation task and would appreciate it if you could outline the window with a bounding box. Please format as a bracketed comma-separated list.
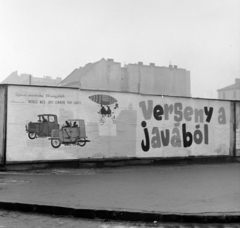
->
[49, 116, 55, 122]
[41, 116, 48, 122]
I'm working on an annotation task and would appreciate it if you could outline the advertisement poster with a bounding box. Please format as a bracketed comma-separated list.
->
[136, 96, 231, 157]
[7, 85, 138, 162]
[6, 85, 232, 162]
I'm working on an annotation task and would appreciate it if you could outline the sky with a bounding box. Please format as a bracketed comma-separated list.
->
[0, 0, 239, 98]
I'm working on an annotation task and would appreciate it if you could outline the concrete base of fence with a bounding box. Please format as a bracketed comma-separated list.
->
[2, 155, 239, 171]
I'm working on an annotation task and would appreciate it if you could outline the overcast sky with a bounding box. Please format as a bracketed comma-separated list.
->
[0, 0, 239, 98]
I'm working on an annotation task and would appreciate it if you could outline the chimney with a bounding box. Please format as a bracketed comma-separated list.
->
[138, 62, 143, 65]
[107, 58, 114, 62]
[174, 65, 177, 69]
[235, 78, 240, 84]
[150, 63, 155, 67]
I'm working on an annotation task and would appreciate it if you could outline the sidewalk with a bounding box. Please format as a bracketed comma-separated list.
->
[0, 163, 240, 223]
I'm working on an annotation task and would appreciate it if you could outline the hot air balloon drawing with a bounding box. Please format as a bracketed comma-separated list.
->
[89, 94, 118, 125]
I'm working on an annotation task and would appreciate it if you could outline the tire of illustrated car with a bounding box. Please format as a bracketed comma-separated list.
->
[51, 139, 62, 148]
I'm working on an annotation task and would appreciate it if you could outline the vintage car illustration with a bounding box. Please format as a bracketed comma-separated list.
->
[26, 114, 60, 139]
[49, 119, 90, 148]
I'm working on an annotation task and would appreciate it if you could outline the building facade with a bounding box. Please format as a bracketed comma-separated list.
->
[1, 71, 62, 86]
[217, 78, 240, 100]
[59, 58, 191, 97]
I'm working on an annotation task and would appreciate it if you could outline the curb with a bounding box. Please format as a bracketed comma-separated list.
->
[0, 202, 239, 223]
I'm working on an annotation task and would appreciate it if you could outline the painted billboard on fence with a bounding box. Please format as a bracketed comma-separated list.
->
[6, 85, 138, 162]
[6, 85, 231, 162]
[137, 96, 231, 157]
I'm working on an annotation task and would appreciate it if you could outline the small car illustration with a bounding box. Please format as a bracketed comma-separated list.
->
[50, 119, 90, 148]
[26, 114, 60, 139]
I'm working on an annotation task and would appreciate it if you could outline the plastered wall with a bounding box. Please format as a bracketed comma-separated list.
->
[4, 85, 236, 163]
[219, 89, 240, 100]
[139, 65, 190, 97]
[72, 59, 191, 96]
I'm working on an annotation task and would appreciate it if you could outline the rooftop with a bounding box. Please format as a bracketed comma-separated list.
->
[217, 78, 240, 92]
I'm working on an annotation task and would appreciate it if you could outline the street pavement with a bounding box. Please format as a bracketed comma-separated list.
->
[0, 163, 240, 223]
